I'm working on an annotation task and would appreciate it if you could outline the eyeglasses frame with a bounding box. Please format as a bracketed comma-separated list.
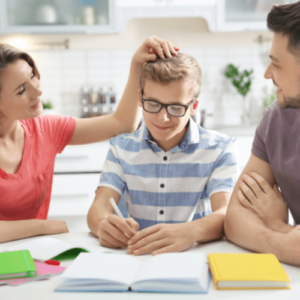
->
[141, 92, 195, 118]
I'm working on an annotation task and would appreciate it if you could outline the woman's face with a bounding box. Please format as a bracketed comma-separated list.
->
[0, 59, 42, 120]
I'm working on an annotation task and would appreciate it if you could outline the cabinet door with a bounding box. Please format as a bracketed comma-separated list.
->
[54, 141, 110, 173]
[49, 173, 100, 217]
[0, 0, 116, 34]
[217, 0, 299, 31]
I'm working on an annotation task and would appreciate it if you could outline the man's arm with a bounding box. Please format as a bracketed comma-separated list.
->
[126, 191, 230, 256]
[87, 186, 139, 248]
[224, 154, 300, 263]
[0, 219, 68, 243]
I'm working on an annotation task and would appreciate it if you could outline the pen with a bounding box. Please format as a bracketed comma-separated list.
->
[109, 197, 130, 238]
[109, 197, 125, 220]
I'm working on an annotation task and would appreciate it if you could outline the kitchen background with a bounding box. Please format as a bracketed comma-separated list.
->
[0, 0, 295, 230]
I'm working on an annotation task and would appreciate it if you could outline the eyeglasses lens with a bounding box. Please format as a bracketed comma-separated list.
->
[144, 101, 185, 117]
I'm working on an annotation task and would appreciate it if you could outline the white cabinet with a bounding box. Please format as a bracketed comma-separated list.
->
[217, 0, 299, 32]
[0, 0, 116, 34]
[115, 0, 217, 32]
[49, 142, 110, 218]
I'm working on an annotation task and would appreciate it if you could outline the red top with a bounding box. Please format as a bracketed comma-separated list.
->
[0, 115, 76, 220]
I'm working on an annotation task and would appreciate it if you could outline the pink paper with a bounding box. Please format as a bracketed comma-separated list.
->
[0, 261, 66, 286]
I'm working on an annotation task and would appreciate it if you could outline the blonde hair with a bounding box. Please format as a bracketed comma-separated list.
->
[140, 52, 202, 99]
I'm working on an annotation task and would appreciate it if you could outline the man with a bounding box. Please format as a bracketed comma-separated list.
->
[88, 53, 238, 255]
[225, 1, 300, 266]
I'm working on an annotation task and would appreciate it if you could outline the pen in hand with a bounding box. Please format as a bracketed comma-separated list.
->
[109, 197, 131, 239]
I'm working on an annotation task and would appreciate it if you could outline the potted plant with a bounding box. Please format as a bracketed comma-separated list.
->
[224, 64, 253, 124]
[42, 100, 56, 115]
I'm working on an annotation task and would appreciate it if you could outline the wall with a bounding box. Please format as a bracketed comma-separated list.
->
[0, 17, 274, 128]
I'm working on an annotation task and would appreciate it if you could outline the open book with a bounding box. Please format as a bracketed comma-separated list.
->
[55, 252, 210, 293]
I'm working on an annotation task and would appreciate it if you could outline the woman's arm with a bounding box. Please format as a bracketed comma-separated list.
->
[68, 36, 179, 145]
[0, 219, 68, 243]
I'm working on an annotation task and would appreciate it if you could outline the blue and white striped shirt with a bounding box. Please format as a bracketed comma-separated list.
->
[99, 118, 238, 230]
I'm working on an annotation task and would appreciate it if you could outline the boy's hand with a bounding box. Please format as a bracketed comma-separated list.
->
[127, 223, 196, 256]
[97, 215, 139, 248]
[132, 35, 179, 65]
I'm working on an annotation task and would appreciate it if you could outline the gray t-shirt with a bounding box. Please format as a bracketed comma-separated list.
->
[252, 101, 300, 224]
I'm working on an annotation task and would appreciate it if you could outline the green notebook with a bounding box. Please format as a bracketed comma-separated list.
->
[0, 250, 37, 280]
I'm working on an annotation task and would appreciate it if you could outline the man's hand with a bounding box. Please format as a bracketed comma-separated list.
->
[237, 172, 288, 231]
[132, 35, 179, 65]
[98, 215, 139, 249]
[127, 223, 196, 256]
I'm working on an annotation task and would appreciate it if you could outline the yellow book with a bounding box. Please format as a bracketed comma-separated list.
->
[208, 253, 290, 290]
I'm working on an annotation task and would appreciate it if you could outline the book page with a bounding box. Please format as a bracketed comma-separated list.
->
[61, 253, 141, 286]
[131, 252, 206, 283]
[6, 237, 127, 260]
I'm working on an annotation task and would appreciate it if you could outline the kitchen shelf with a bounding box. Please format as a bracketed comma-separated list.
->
[0, 0, 116, 34]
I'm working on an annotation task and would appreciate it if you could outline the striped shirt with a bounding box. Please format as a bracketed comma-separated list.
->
[99, 118, 238, 230]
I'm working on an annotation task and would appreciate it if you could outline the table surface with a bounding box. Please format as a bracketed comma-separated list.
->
[1, 232, 299, 300]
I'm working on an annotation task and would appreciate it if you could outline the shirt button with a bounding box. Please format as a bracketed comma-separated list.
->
[163, 156, 167, 161]
[160, 210, 164, 215]
[160, 184, 165, 188]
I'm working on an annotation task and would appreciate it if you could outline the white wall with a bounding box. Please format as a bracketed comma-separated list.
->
[1, 17, 274, 128]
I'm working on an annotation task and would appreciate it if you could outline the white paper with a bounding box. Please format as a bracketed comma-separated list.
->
[61, 253, 141, 286]
[132, 252, 205, 283]
[6, 237, 126, 260]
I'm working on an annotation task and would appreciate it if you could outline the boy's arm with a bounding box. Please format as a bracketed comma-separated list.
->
[0, 219, 68, 243]
[127, 192, 230, 256]
[69, 36, 179, 145]
[87, 186, 139, 248]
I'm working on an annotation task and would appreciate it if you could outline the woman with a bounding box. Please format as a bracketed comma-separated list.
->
[0, 36, 179, 243]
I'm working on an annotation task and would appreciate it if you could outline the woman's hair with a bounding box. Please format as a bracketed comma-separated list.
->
[267, 2, 300, 58]
[140, 52, 202, 99]
[0, 43, 40, 96]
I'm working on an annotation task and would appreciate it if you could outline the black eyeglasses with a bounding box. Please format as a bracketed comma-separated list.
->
[141, 93, 194, 118]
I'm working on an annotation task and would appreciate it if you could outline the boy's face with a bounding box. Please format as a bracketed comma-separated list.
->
[264, 33, 300, 108]
[139, 79, 198, 152]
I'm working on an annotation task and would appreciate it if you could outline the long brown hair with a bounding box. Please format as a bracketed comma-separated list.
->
[267, 2, 300, 57]
[0, 44, 40, 97]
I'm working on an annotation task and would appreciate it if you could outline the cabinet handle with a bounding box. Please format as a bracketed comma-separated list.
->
[52, 194, 89, 198]
[56, 155, 89, 159]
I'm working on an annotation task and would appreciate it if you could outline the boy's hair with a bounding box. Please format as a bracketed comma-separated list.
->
[0, 43, 40, 99]
[140, 52, 202, 99]
[267, 1, 300, 58]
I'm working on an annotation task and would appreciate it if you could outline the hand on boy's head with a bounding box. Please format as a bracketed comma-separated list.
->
[97, 214, 137, 249]
[132, 35, 180, 65]
[126, 223, 196, 256]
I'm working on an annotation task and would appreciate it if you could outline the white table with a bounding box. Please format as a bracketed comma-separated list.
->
[1, 232, 300, 300]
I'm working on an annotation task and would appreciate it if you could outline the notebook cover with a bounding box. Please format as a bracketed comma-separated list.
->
[208, 253, 290, 290]
[0, 261, 66, 286]
[0, 250, 37, 280]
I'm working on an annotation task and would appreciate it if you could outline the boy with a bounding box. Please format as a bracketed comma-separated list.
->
[87, 53, 238, 255]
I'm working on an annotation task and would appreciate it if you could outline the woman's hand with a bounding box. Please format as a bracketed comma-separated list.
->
[132, 35, 180, 65]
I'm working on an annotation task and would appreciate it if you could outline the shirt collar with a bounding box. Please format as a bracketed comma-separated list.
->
[139, 117, 200, 150]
